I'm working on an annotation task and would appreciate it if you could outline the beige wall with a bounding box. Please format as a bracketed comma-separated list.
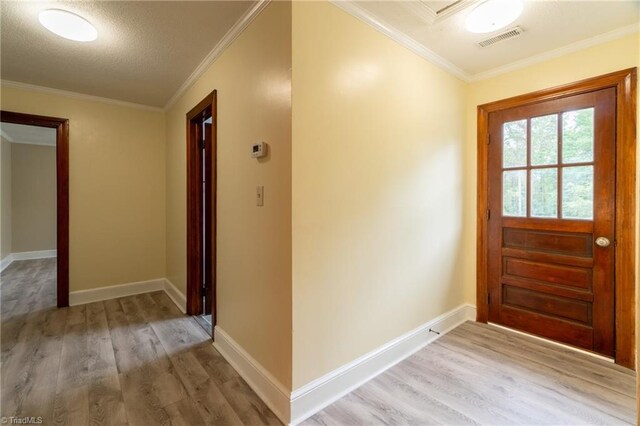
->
[165, 1, 292, 388]
[291, 1, 468, 389]
[11, 143, 56, 253]
[0, 87, 166, 291]
[1, 138, 11, 259]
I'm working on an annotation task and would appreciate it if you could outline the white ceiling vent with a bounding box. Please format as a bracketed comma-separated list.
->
[403, 0, 478, 25]
[477, 26, 524, 48]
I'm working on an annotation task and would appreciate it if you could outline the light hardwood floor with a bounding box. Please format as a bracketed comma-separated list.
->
[1, 259, 280, 425]
[2, 259, 637, 425]
[306, 321, 637, 425]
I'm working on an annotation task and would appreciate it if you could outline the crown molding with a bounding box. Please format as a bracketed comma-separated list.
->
[0, 79, 164, 112]
[329, 1, 471, 82]
[470, 23, 640, 82]
[163, 0, 271, 111]
[330, 2, 639, 85]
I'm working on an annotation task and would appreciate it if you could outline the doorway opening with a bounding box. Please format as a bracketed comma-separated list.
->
[476, 68, 637, 369]
[186, 91, 217, 337]
[0, 111, 69, 307]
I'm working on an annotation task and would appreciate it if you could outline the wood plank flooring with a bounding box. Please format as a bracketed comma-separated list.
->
[305, 321, 637, 425]
[2, 259, 636, 425]
[1, 259, 280, 425]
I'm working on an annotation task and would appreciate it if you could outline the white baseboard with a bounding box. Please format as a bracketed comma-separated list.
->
[213, 326, 291, 425]
[209, 303, 476, 425]
[164, 278, 187, 313]
[69, 278, 165, 306]
[0, 254, 14, 272]
[13, 249, 57, 261]
[1, 250, 57, 272]
[289, 303, 477, 425]
[62, 275, 187, 314]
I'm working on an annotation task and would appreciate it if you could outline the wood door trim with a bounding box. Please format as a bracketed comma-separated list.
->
[476, 68, 637, 369]
[1, 110, 69, 307]
[203, 123, 213, 316]
[186, 90, 217, 327]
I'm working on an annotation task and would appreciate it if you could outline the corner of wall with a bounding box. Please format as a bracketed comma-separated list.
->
[164, 0, 293, 391]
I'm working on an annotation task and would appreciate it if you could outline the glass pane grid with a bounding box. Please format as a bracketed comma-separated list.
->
[501, 108, 595, 221]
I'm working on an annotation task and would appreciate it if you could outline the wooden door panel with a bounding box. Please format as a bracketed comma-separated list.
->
[501, 247, 593, 268]
[503, 258, 592, 289]
[503, 228, 593, 257]
[502, 285, 592, 324]
[500, 276, 593, 301]
[499, 306, 594, 349]
[502, 217, 593, 233]
[488, 87, 616, 357]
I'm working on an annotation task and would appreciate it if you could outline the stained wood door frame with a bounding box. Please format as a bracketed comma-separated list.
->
[476, 68, 637, 369]
[1, 110, 70, 308]
[186, 90, 217, 325]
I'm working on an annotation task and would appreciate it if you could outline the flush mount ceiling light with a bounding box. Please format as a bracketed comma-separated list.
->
[38, 9, 98, 42]
[465, 0, 524, 34]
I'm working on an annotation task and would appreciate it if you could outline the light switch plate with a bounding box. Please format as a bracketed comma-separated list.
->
[256, 186, 264, 206]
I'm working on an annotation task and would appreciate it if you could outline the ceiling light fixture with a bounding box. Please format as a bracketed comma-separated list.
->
[465, 0, 524, 34]
[38, 9, 98, 42]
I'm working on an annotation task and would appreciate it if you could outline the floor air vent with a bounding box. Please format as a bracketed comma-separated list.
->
[477, 26, 523, 48]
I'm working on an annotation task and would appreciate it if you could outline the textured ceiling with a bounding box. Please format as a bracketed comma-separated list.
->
[0, 1, 255, 107]
[1, 1, 638, 107]
[1, 123, 56, 146]
[345, 0, 640, 77]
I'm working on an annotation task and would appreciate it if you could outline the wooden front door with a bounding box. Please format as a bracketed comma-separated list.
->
[487, 87, 616, 356]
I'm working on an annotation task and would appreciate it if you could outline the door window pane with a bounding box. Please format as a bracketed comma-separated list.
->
[503, 170, 527, 217]
[531, 168, 558, 218]
[562, 108, 594, 164]
[531, 114, 558, 166]
[503, 119, 527, 168]
[562, 166, 593, 219]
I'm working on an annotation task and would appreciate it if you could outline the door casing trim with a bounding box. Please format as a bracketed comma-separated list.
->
[476, 68, 637, 369]
[186, 90, 217, 326]
[0, 110, 70, 307]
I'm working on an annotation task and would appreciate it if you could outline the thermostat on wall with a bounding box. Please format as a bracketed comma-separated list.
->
[251, 141, 268, 158]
